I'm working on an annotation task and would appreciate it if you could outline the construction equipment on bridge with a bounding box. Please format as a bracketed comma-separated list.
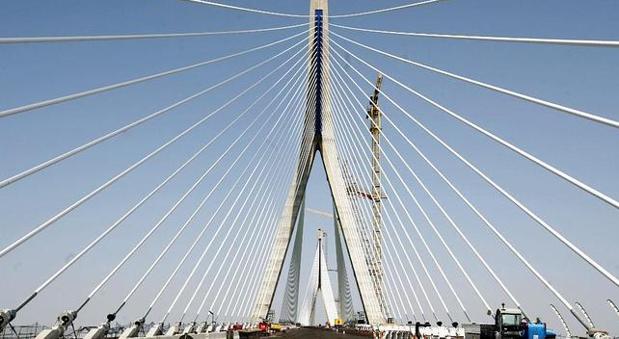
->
[367, 72, 384, 272]
[338, 72, 390, 322]
[462, 304, 613, 339]
[366, 72, 387, 319]
[463, 305, 556, 339]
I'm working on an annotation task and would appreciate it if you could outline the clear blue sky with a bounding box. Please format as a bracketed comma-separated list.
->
[0, 0, 617, 335]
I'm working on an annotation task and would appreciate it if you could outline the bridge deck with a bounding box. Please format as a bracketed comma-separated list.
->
[273, 328, 370, 338]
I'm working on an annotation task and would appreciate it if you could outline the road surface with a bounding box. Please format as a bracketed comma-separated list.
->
[274, 327, 371, 338]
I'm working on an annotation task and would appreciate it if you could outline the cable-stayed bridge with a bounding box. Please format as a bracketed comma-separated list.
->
[0, 1, 618, 338]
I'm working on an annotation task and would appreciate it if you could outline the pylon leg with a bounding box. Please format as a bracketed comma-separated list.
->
[279, 199, 305, 322]
[251, 139, 316, 321]
[334, 207, 354, 322]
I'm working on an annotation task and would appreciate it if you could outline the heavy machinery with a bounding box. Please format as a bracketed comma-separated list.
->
[257, 321, 270, 332]
[493, 307, 528, 339]
[465, 305, 556, 339]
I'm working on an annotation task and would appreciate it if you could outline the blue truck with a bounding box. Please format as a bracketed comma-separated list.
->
[464, 305, 556, 339]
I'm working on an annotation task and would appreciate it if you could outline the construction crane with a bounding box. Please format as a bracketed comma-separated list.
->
[366, 73, 386, 317]
[337, 73, 389, 319]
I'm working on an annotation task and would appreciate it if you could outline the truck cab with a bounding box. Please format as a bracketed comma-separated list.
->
[495, 307, 525, 339]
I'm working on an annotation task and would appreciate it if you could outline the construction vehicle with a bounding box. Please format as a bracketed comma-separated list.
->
[494, 307, 527, 339]
[257, 321, 270, 332]
[269, 323, 285, 332]
[465, 305, 556, 339]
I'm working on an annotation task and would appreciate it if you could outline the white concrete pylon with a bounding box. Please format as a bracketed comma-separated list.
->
[297, 230, 338, 326]
[251, 0, 386, 325]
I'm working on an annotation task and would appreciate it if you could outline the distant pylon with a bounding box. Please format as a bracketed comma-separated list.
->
[297, 229, 338, 325]
[251, 0, 387, 325]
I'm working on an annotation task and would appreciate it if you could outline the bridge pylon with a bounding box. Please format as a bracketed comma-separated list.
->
[251, 0, 388, 325]
[296, 229, 338, 326]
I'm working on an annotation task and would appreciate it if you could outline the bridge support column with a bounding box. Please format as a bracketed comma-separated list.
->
[251, 0, 387, 325]
[279, 199, 305, 322]
[334, 205, 354, 322]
